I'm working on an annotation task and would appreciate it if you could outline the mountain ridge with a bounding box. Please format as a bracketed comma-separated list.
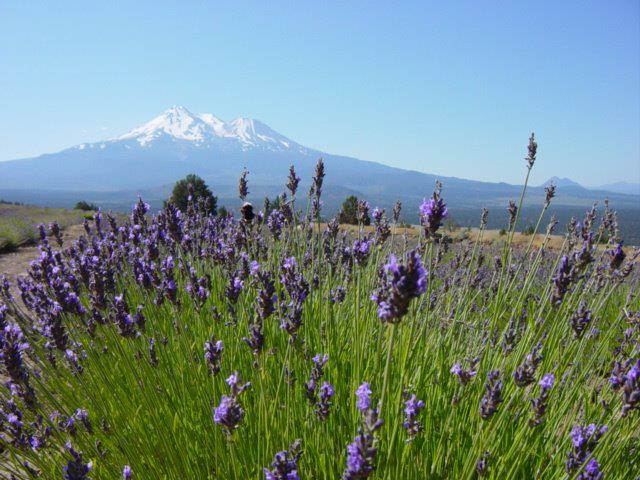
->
[0, 106, 637, 216]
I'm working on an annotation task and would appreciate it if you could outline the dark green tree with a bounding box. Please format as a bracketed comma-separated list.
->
[218, 205, 229, 218]
[339, 195, 363, 225]
[74, 201, 98, 211]
[169, 174, 217, 214]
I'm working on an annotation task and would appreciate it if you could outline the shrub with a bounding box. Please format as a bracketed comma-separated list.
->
[74, 200, 98, 211]
[338, 195, 370, 225]
[169, 174, 217, 214]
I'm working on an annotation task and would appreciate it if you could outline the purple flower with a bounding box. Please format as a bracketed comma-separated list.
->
[0, 323, 32, 390]
[225, 276, 244, 304]
[213, 372, 250, 435]
[566, 423, 607, 474]
[514, 344, 543, 387]
[287, 165, 301, 197]
[611, 358, 639, 416]
[403, 394, 425, 439]
[315, 382, 336, 421]
[608, 241, 625, 271]
[529, 373, 554, 427]
[419, 183, 448, 238]
[579, 458, 603, 480]
[123, 465, 133, 479]
[264, 439, 302, 480]
[267, 209, 286, 239]
[539, 373, 555, 392]
[372, 208, 391, 245]
[304, 354, 329, 403]
[343, 383, 383, 480]
[551, 255, 575, 305]
[356, 382, 372, 413]
[204, 337, 224, 375]
[242, 321, 264, 355]
[479, 370, 503, 420]
[63, 442, 92, 480]
[450, 360, 478, 386]
[570, 303, 592, 339]
[371, 250, 427, 322]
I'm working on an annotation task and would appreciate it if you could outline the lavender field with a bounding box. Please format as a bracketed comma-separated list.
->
[1, 147, 639, 478]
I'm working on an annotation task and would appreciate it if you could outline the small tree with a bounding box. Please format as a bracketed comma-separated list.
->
[338, 195, 370, 225]
[169, 174, 217, 214]
[75, 201, 98, 211]
[218, 205, 229, 218]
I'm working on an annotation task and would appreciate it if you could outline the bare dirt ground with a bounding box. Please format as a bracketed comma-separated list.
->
[0, 223, 86, 295]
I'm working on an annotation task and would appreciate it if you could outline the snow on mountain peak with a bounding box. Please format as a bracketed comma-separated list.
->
[116, 106, 299, 152]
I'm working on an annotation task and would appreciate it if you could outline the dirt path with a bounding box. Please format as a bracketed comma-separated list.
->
[0, 224, 85, 293]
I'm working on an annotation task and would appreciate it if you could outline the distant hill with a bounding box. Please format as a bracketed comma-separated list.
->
[541, 176, 584, 188]
[593, 182, 640, 196]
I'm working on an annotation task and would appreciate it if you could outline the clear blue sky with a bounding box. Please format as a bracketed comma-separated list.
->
[1, 1, 638, 186]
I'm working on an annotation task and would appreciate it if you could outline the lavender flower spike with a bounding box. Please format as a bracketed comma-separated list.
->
[263, 439, 302, 480]
[343, 382, 383, 480]
[371, 250, 427, 322]
[213, 372, 251, 435]
[355, 382, 372, 413]
[63, 442, 92, 480]
[403, 394, 425, 440]
[419, 182, 448, 238]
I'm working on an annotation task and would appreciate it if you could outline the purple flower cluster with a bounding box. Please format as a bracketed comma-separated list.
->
[0, 323, 33, 401]
[343, 382, 383, 480]
[551, 255, 575, 305]
[372, 208, 391, 245]
[419, 183, 448, 239]
[204, 336, 224, 376]
[279, 257, 310, 340]
[450, 358, 479, 386]
[529, 373, 554, 427]
[315, 382, 336, 421]
[371, 251, 427, 322]
[513, 343, 543, 387]
[267, 209, 286, 240]
[566, 423, 607, 476]
[610, 358, 639, 416]
[304, 354, 329, 404]
[213, 372, 251, 435]
[63, 442, 92, 480]
[263, 439, 302, 480]
[479, 370, 503, 420]
[570, 303, 593, 339]
[402, 394, 425, 440]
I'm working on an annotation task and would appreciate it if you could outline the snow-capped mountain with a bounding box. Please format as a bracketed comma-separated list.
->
[74, 106, 306, 153]
[0, 106, 638, 236]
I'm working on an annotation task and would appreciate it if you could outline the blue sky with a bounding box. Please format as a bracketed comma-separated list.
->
[0, 1, 638, 186]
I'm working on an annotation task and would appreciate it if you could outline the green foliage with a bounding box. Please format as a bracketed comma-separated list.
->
[218, 205, 230, 218]
[74, 200, 98, 211]
[2, 212, 638, 478]
[499, 228, 507, 236]
[338, 195, 370, 225]
[523, 224, 536, 235]
[169, 173, 217, 214]
[0, 199, 23, 206]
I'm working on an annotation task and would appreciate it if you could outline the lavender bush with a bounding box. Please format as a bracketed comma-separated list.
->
[0, 146, 638, 478]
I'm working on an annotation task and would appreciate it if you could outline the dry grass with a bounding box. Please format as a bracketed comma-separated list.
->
[0, 204, 86, 252]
